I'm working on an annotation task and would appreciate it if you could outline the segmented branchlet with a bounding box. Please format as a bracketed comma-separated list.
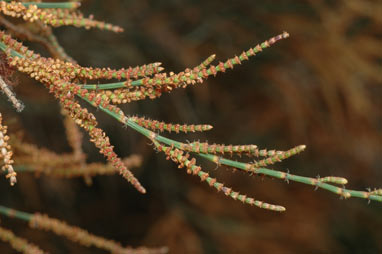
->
[127, 32, 290, 91]
[82, 32, 290, 94]
[59, 97, 138, 188]
[0, 1, 123, 32]
[129, 116, 213, 133]
[0, 226, 46, 254]
[251, 145, 306, 168]
[152, 140, 285, 212]
[82, 120, 146, 193]
[75, 62, 163, 81]
[180, 141, 287, 157]
[2, 30, 163, 84]
[58, 94, 98, 127]
[25, 54, 158, 83]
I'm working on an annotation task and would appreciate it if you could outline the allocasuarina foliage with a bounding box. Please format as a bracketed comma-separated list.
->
[0, 1, 380, 253]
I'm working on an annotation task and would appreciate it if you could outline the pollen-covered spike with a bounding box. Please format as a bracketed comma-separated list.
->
[129, 116, 213, 133]
[153, 141, 285, 212]
[84, 124, 146, 194]
[252, 145, 306, 168]
[319, 176, 348, 185]
[0, 113, 17, 186]
[56, 87, 145, 194]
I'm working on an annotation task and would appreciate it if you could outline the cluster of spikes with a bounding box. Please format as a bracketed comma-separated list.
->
[0, 0, 380, 213]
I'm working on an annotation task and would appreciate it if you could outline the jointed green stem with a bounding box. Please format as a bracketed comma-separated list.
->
[88, 102, 382, 205]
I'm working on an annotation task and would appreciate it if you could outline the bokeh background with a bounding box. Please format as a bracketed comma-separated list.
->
[0, 0, 381, 253]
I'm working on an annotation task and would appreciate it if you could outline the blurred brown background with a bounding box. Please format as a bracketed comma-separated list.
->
[0, 0, 381, 253]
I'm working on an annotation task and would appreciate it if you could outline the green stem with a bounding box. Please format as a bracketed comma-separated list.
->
[0, 41, 24, 58]
[87, 102, 382, 204]
[80, 80, 142, 90]
[0, 205, 31, 221]
[198, 153, 382, 202]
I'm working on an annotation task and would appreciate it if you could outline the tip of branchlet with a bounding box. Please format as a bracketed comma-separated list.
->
[282, 31, 290, 39]
[267, 204, 286, 212]
[115, 27, 124, 33]
[154, 62, 165, 73]
[267, 31, 290, 46]
[135, 184, 146, 193]
[205, 125, 213, 130]
[320, 176, 348, 185]
[73, 2, 81, 8]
